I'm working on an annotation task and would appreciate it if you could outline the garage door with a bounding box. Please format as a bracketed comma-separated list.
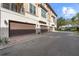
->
[41, 25, 48, 33]
[9, 21, 35, 37]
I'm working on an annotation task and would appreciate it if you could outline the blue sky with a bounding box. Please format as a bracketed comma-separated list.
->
[49, 3, 79, 19]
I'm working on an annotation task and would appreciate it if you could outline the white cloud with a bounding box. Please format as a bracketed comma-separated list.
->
[62, 7, 77, 18]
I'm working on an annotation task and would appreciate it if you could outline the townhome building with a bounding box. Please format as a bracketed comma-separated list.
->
[0, 3, 57, 38]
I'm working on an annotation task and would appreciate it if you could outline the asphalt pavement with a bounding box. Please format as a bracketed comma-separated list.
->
[0, 32, 79, 56]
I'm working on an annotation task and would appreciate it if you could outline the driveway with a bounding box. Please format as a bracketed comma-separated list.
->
[0, 32, 79, 56]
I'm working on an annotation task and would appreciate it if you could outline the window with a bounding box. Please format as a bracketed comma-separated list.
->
[29, 4, 36, 15]
[2, 3, 10, 9]
[41, 8, 47, 18]
[2, 3, 24, 14]
[11, 3, 17, 12]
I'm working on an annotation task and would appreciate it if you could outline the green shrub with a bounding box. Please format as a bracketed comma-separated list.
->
[4, 38, 8, 44]
[2, 37, 9, 44]
[0, 38, 2, 43]
[0, 37, 9, 45]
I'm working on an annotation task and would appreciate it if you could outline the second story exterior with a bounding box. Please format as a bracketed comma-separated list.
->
[0, 3, 57, 27]
[0, 3, 57, 38]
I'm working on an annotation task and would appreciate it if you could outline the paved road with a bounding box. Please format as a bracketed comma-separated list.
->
[0, 32, 79, 56]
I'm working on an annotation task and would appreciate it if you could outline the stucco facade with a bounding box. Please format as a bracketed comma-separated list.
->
[0, 3, 57, 38]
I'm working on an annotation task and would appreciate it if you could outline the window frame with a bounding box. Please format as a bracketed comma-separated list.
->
[2, 3, 24, 14]
[41, 8, 47, 18]
[29, 4, 36, 15]
[2, 3, 11, 10]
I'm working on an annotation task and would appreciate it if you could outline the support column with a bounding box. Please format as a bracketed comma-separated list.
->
[0, 27, 9, 38]
[0, 17, 9, 38]
[36, 23, 41, 34]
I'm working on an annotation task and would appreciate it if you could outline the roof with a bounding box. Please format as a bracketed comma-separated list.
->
[46, 3, 57, 17]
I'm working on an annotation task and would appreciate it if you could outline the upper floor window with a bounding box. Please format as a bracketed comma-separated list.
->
[2, 3, 10, 9]
[11, 3, 17, 12]
[29, 4, 36, 15]
[2, 3, 24, 14]
[41, 8, 47, 18]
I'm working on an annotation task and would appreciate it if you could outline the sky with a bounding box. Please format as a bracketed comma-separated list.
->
[49, 3, 79, 19]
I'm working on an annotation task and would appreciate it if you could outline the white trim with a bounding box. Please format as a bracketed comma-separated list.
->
[1, 8, 38, 22]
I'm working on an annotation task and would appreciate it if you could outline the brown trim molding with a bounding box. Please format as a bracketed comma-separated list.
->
[9, 20, 10, 37]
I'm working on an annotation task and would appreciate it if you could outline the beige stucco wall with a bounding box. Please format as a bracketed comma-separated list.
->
[0, 3, 57, 38]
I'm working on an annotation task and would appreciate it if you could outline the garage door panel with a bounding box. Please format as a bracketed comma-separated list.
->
[10, 29, 35, 36]
[41, 26, 47, 29]
[9, 21, 35, 37]
[41, 25, 48, 32]
[10, 22, 35, 30]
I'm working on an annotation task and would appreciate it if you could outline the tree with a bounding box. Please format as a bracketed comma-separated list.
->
[70, 13, 79, 31]
[57, 17, 66, 28]
[71, 13, 79, 25]
[71, 16, 76, 25]
[75, 13, 79, 25]
[76, 13, 79, 18]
